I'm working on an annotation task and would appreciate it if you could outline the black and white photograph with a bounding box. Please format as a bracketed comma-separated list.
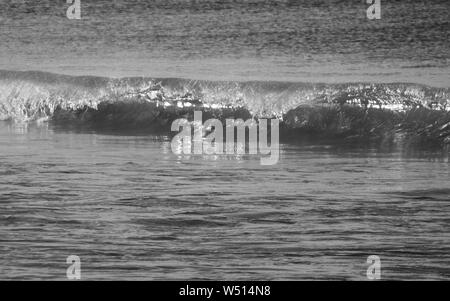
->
[0, 0, 449, 286]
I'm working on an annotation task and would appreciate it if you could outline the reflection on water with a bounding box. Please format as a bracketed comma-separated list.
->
[0, 122, 449, 280]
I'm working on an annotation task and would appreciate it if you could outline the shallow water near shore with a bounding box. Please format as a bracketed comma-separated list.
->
[0, 121, 448, 280]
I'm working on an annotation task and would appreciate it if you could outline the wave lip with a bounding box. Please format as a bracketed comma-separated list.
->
[1, 70, 449, 147]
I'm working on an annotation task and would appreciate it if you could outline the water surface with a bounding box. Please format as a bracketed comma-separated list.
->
[0, 122, 448, 280]
[0, 0, 449, 86]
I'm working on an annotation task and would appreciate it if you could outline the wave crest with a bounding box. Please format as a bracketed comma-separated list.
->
[1, 70, 449, 121]
[1, 70, 449, 147]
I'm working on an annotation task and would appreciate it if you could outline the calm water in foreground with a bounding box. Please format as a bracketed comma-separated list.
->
[0, 121, 449, 280]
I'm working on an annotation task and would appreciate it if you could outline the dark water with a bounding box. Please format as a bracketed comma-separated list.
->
[0, 0, 449, 86]
[0, 122, 449, 280]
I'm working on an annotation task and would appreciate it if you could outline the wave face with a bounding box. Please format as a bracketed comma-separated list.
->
[1, 70, 449, 146]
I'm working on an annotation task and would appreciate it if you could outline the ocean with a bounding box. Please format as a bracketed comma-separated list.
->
[1, 0, 449, 86]
[0, 0, 449, 280]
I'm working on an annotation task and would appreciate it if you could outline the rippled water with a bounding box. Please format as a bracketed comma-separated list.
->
[0, 122, 448, 280]
[1, 0, 449, 280]
[0, 0, 449, 86]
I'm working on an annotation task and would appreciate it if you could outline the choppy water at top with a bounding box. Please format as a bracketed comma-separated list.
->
[0, 0, 449, 86]
[0, 122, 449, 280]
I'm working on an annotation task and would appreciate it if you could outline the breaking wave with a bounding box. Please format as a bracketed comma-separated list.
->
[1, 70, 449, 147]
